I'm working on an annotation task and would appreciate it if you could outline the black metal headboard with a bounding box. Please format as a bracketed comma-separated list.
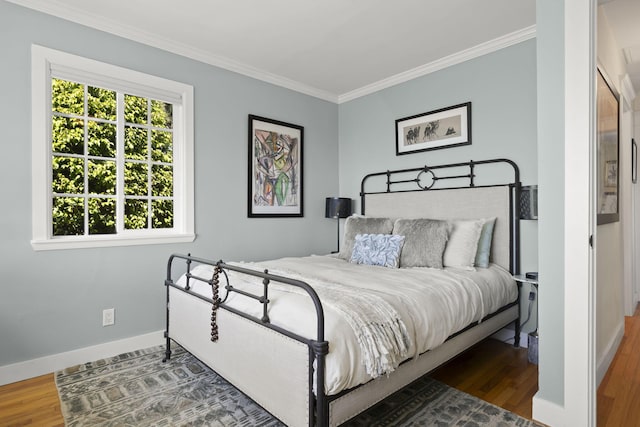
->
[360, 158, 521, 274]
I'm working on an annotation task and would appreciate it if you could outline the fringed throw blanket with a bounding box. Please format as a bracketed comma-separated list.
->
[229, 260, 412, 378]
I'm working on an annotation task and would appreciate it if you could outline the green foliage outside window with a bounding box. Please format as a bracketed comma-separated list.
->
[51, 78, 174, 236]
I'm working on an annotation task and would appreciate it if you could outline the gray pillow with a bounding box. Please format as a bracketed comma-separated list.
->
[338, 216, 394, 260]
[392, 218, 449, 268]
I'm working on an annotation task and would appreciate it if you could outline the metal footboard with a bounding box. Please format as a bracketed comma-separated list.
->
[163, 253, 330, 427]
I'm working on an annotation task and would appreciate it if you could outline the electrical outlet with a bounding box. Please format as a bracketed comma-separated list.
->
[102, 308, 115, 326]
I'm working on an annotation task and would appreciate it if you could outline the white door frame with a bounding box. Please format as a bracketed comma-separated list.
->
[563, 0, 597, 425]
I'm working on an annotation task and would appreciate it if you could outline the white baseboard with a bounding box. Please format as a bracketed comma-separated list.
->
[0, 330, 165, 386]
[532, 391, 565, 426]
[596, 320, 624, 387]
[491, 327, 529, 348]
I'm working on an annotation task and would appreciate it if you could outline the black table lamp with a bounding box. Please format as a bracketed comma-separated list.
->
[325, 197, 352, 253]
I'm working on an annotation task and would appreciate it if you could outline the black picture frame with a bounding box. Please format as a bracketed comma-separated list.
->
[633, 138, 637, 184]
[596, 68, 620, 225]
[248, 115, 304, 218]
[395, 102, 471, 155]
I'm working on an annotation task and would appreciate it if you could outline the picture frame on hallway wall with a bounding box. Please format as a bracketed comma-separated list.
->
[248, 115, 304, 218]
[395, 102, 471, 156]
[596, 67, 620, 225]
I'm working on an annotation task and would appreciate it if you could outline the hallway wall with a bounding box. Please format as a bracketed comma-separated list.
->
[595, 6, 630, 386]
[634, 111, 640, 308]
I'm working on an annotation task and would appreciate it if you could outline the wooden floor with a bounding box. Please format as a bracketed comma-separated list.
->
[0, 317, 637, 427]
[431, 338, 538, 420]
[0, 373, 64, 427]
[0, 338, 536, 426]
[597, 304, 640, 427]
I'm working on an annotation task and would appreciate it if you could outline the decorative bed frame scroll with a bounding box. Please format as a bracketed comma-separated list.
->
[360, 158, 521, 273]
[163, 158, 522, 427]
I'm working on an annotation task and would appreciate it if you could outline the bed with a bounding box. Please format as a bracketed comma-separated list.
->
[163, 158, 522, 427]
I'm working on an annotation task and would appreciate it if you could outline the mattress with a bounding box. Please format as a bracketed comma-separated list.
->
[175, 255, 517, 395]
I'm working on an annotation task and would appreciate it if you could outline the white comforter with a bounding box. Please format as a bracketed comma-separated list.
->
[176, 255, 517, 395]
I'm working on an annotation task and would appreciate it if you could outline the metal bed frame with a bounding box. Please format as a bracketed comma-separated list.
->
[163, 158, 522, 427]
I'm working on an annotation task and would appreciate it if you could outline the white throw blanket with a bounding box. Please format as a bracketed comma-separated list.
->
[228, 261, 412, 378]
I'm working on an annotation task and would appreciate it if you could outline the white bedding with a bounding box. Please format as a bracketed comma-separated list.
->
[175, 255, 517, 395]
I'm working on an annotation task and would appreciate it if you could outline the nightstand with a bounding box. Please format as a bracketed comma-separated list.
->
[512, 274, 539, 288]
[512, 274, 539, 364]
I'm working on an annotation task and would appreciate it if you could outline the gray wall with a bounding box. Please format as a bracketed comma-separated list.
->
[338, 40, 539, 306]
[0, 2, 339, 366]
[1, 1, 545, 376]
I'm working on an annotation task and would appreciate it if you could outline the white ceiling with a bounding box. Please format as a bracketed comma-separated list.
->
[600, 0, 640, 94]
[7, 0, 536, 103]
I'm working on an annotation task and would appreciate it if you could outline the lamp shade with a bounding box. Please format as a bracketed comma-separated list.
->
[325, 197, 352, 219]
[519, 185, 538, 220]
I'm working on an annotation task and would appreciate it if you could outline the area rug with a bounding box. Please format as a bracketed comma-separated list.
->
[56, 343, 544, 426]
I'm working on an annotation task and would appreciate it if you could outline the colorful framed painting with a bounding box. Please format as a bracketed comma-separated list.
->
[596, 68, 619, 225]
[248, 115, 304, 217]
[395, 102, 471, 155]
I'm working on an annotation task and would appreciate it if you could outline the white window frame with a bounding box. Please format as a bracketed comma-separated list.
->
[31, 45, 195, 250]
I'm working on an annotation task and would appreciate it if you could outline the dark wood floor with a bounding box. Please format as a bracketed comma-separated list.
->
[4, 312, 640, 427]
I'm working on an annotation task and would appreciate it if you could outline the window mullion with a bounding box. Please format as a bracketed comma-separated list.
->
[172, 104, 181, 230]
[147, 99, 153, 230]
[83, 85, 89, 236]
[116, 92, 125, 233]
[45, 71, 54, 239]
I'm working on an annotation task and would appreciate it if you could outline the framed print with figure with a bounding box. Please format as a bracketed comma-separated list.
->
[248, 115, 303, 217]
[396, 102, 471, 155]
[596, 68, 619, 225]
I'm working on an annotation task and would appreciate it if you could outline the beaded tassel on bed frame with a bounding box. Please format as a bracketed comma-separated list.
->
[210, 265, 221, 342]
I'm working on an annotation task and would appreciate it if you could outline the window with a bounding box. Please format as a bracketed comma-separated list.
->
[31, 45, 194, 250]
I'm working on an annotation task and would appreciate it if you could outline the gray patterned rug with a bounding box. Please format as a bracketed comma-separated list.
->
[55, 344, 544, 426]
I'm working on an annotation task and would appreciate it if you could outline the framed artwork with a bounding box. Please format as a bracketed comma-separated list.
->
[632, 138, 637, 184]
[596, 68, 620, 225]
[248, 115, 303, 217]
[395, 102, 471, 155]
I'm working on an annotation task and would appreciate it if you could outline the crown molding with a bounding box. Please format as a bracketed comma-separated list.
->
[9, 0, 534, 105]
[621, 73, 636, 106]
[338, 25, 537, 104]
[6, 0, 339, 103]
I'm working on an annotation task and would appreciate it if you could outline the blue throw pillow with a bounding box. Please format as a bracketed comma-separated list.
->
[475, 217, 496, 268]
[350, 234, 405, 268]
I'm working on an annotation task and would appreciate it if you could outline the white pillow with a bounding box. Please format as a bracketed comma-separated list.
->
[443, 219, 484, 270]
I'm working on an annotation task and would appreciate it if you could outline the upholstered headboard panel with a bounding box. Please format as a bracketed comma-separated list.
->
[364, 185, 513, 271]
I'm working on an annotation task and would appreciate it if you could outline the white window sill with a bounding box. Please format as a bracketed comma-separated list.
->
[31, 233, 196, 251]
